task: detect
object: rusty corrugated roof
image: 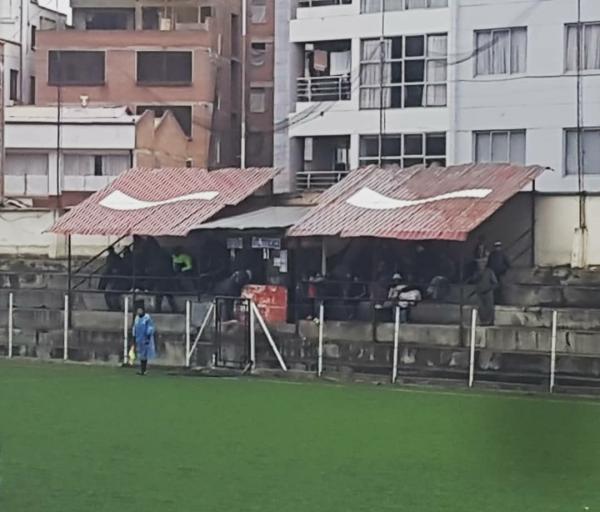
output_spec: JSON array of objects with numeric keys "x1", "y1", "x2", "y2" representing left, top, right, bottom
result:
[
  {"x1": 50, "y1": 167, "x2": 279, "y2": 237},
  {"x1": 288, "y1": 164, "x2": 544, "y2": 241}
]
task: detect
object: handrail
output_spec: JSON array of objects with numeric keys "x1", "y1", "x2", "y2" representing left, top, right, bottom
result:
[
  {"x1": 297, "y1": 169, "x2": 350, "y2": 191},
  {"x1": 298, "y1": 0, "x2": 351, "y2": 7},
  {"x1": 297, "y1": 75, "x2": 351, "y2": 102}
]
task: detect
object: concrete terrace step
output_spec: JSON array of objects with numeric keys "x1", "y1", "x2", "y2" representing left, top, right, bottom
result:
[{"x1": 410, "y1": 302, "x2": 600, "y2": 330}]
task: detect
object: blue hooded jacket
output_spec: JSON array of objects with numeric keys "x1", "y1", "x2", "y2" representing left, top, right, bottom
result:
[{"x1": 132, "y1": 313, "x2": 156, "y2": 360}]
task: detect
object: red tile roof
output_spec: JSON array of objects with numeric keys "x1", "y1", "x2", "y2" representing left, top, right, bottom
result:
[
  {"x1": 50, "y1": 167, "x2": 279, "y2": 237},
  {"x1": 288, "y1": 164, "x2": 544, "y2": 242}
]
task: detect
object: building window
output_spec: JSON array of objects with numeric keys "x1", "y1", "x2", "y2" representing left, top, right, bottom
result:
[
  {"x1": 565, "y1": 23, "x2": 600, "y2": 71},
  {"x1": 137, "y1": 51, "x2": 192, "y2": 85},
  {"x1": 48, "y1": 51, "x2": 105, "y2": 86},
  {"x1": 565, "y1": 129, "x2": 600, "y2": 175},
  {"x1": 360, "y1": 34, "x2": 447, "y2": 109},
  {"x1": 359, "y1": 133, "x2": 446, "y2": 167},
  {"x1": 94, "y1": 155, "x2": 103, "y2": 176},
  {"x1": 175, "y1": 6, "x2": 199, "y2": 23},
  {"x1": 142, "y1": 7, "x2": 160, "y2": 29},
  {"x1": 200, "y1": 6, "x2": 214, "y2": 23},
  {"x1": 362, "y1": 0, "x2": 447, "y2": 13},
  {"x1": 475, "y1": 27, "x2": 527, "y2": 76},
  {"x1": 250, "y1": 42, "x2": 267, "y2": 66},
  {"x1": 250, "y1": 0, "x2": 267, "y2": 23},
  {"x1": 474, "y1": 130, "x2": 526, "y2": 164},
  {"x1": 249, "y1": 88, "x2": 266, "y2": 113},
  {"x1": 136, "y1": 105, "x2": 192, "y2": 137},
  {"x1": 31, "y1": 25, "x2": 37, "y2": 50},
  {"x1": 29, "y1": 76, "x2": 35, "y2": 105},
  {"x1": 10, "y1": 69, "x2": 19, "y2": 101},
  {"x1": 84, "y1": 9, "x2": 131, "y2": 29}
]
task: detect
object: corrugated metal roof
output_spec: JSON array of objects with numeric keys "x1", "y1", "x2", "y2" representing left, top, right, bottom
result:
[
  {"x1": 288, "y1": 164, "x2": 545, "y2": 242},
  {"x1": 194, "y1": 206, "x2": 310, "y2": 230},
  {"x1": 50, "y1": 167, "x2": 279, "y2": 237},
  {"x1": 6, "y1": 106, "x2": 135, "y2": 124}
]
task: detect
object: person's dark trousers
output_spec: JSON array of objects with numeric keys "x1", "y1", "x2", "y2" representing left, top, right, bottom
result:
[
  {"x1": 105, "y1": 291, "x2": 121, "y2": 311},
  {"x1": 140, "y1": 359, "x2": 148, "y2": 375}
]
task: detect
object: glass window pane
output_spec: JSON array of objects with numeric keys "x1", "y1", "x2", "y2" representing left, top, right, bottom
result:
[
  {"x1": 403, "y1": 158, "x2": 424, "y2": 167},
  {"x1": 405, "y1": 36, "x2": 425, "y2": 57},
  {"x1": 427, "y1": 34, "x2": 447, "y2": 57},
  {"x1": 382, "y1": 136, "x2": 402, "y2": 156},
  {"x1": 475, "y1": 132, "x2": 491, "y2": 162},
  {"x1": 426, "y1": 133, "x2": 446, "y2": 155},
  {"x1": 404, "y1": 134, "x2": 423, "y2": 155},
  {"x1": 491, "y1": 132, "x2": 509, "y2": 161},
  {"x1": 404, "y1": 85, "x2": 424, "y2": 107},
  {"x1": 360, "y1": 136, "x2": 380, "y2": 157},
  {"x1": 405, "y1": 60, "x2": 425, "y2": 82},
  {"x1": 509, "y1": 131, "x2": 526, "y2": 164},
  {"x1": 565, "y1": 130, "x2": 578, "y2": 175},
  {"x1": 583, "y1": 130, "x2": 600, "y2": 173}
]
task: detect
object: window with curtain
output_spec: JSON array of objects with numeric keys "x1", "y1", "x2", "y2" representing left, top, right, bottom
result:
[
  {"x1": 359, "y1": 133, "x2": 446, "y2": 167},
  {"x1": 475, "y1": 27, "x2": 527, "y2": 76},
  {"x1": 361, "y1": 0, "x2": 447, "y2": 13},
  {"x1": 474, "y1": 130, "x2": 526, "y2": 164},
  {"x1": 250, "y1": 0, "x2": 267, "y2": 23},
  {"x1": 360, "y1": 33, "x2": 447, "y2": 109},
  {"x1": 250, "y1": 42, "x2": 268, "y2": 66},
  {"x1": 249, "y1": 88, "x2": 266, "y2": 113},
  {"x1": 565, "y1": 22, "x2": 600, "y2": 71},
  {"x1": 565, "y1": 129, "x2": 600, "y2": 175}
]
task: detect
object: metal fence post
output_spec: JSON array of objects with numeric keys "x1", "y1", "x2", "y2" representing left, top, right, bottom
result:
[
  {"x1": 123, "y1": 295, "x2": 129, "y2": 365},
  {"x1": 185, "y1": 300, "x2": 191, "y2": 368},
  {"x1": 249, "y1": 299, "x2": 256, "y2": 371},
  {"x1": 392, "y1": 305, "x2": 400, "y2": 384},
  {"x1": 317, "y1": 301, "x2": 324, "y2": 377},
  {"x1": 468, "y1": 308, "x2": 478, "y2": 388},
  {"x1": 63, "y1": 294, "x2": 69, "y2": 361},
  {"x1": 550, "y1": 310, "x2": 558, "y2": 393},
  {"x1": 8, "y1": 292, "x2": 14, "y2": 358}
]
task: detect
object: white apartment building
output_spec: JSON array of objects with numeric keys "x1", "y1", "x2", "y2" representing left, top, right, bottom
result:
[
  {"x1": 274, "y1": 0, "x2": 600, "y2": 266},
  {"x1": 0, "y1": 0, "x2": 66, "y2": 105}
]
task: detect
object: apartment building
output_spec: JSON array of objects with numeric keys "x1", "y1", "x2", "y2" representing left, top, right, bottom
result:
[
  {"x1": 0, "y1": 0, "x2": 67, "y2": 105},
  {"x1": 245, "y1": 0, "x2": 275, "y2": 167},
  {"x1": 35, "y1": 0, "x2": 242, "y2": 169},
  {"x1": 274, "y1": 0, "x2": 600, "y2": 266}
]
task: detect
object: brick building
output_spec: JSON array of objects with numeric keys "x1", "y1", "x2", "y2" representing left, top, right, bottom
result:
[{"x1": 35, "y1": 0, "x2": 242, "y2": 169}]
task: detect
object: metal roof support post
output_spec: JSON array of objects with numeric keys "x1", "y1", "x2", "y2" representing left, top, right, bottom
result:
[
  {"x1": 67, "y1": 235, "x2": 72, "y2": 329},
  {"x1": 321, "y1": 238, "x2": 327, "y2": 276}
]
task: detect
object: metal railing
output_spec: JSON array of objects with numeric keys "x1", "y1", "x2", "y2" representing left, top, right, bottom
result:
[
  {"x1": 297, "y1": 169, "x2": 351, "y2": 191},
  {"x1": 297, "y1": 75, "x2": 351, "y2": 102},
  {"x1": 298, "y1": 0, "x2": 352, "y2": 7}
]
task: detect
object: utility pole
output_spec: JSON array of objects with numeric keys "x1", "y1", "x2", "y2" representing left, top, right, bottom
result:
[{"x1": 240, "y1": 0, "x2": 248, "y2": 168}]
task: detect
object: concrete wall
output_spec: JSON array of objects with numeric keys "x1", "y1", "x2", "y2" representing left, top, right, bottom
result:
[
  {"x1": 0, "y1": 210, "x2": 117, "y2": 257},
  {"x1": 535, "y1": 194, "x2": 600, "y2": 267}
]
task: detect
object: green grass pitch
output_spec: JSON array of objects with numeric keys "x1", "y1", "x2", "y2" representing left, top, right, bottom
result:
[{"x1": 1, "y1": 360, "x2": 599, "y2": 512}]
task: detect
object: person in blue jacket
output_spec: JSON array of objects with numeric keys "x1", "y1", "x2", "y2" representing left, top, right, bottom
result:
[{"x1": 132, "y1": 304, "x2": 156, "y2": 375}]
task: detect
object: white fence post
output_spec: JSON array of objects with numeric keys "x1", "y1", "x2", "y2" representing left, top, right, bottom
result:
[
  {"x1": 317, "y1": 302, "x2": 324, "y2": 377},
  {"x1": 63, "y1": 294, "x2": 69, "y2": 361},
  {"x1": 392, "y1": 305, "x2": 400, "y2": 384},
  {"x1": 468, "y1": 308, "x2": 478, "y2": 388},
  {"x1": 550, "y1": 310, "x2": 558, "y2": 393},
  {"x1": 250, "y1": 302, "x2": 288, "y2": 372},
  {"x1": 8, "y1": 292, "x2": 14, "y2": 358},
  {"x1": 249, "y1": 299, "x2": 256, "y2": 371},
  {"x1": 123, "y1": 296, "x2": 129, "y2": 365},
  {"x1": 185, "y1": 300, "x2": 191, "y2": 368}
]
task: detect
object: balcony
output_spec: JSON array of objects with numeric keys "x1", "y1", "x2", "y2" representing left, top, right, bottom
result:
[
  {"x1": 297, "y1": 169, "x2": 350, "y2": 191},
  {"x1": 297, "y1": 75, "x2": 351, "y2": 102},
  {"x1": 298, "y1": 0, "x2": 352, "y2": 6}
]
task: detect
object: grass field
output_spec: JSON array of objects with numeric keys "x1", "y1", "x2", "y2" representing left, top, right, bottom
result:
[{"x1": 1, "y1": 361, "x2": 599, "y2": 512}]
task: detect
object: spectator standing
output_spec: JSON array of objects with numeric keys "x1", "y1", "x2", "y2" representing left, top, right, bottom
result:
[{"x1": 132, "y1": 304, "x2": 156, "y2": 376}]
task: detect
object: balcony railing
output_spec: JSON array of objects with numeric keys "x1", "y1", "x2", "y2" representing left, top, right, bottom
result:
[
  {"x1": 297, "y1": 169, "x2": 350, "y2": 192},
  {"x1": 298, "y1": 0, "x2": 352, "y2": 7},
  {"x1": 297, "y1": 75, "x2": 351, "y2": 102}
]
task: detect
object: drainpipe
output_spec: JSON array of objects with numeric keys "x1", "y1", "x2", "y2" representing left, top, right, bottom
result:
[
  {"x1": 448, "y1": 0, "x2": 459, "y2": 164},
  {"x1": 240, "y1": 0, "x2": 247, "y2": 168},
  {"x1": 0, "y1": 44, "x2": 5, "y2": 204},
  {"x1": 19, "y1": 0, "x2": 24, "y2": 104}
]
